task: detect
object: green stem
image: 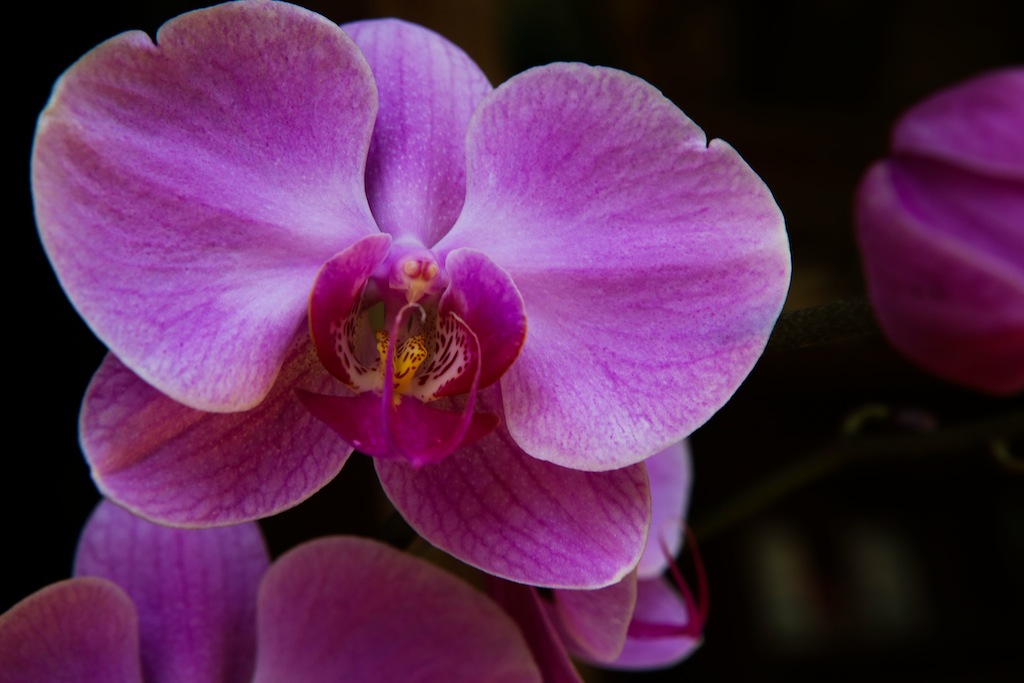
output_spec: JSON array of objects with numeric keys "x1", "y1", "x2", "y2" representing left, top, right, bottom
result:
[
  {"x1": 764, "y1": 297, "x2": 881, "y2": 354},
  {"x1": 693, "y1": 409, "x2": 1024, "y2": 541}
]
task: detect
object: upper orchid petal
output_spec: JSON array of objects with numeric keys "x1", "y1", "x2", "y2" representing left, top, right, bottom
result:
[
  {"x1": 375, "y1": 388, "x2": 651, "y2": 589},
  {"x1": 32, "y1": 0, "x2": 380, "y2": 411},
  {"x1": 437, "y1": 63, "x2": 790, "y2": 470},
  {"x1": 250, "y1": 536, "x2": 542, "y2": 683},
  {"x1": 81, "y1": 333, "x2": 352, "y2": 527},
  {"x1": 0, "y1": 578, "x2": 145, "y2": 683},
  {"x1": 343, "y1": 18, "x2": 493, "y2": 246},
  {"x1": 638, "y1": 442, "x2": 692, "y2": 578},
  {"x1": 891, "y1": 67, "x2": 1024, "y2": 179},
  {"x1": 611, "y1": 576, "x2": 701, "y2": 670},
  {"x1": 73, "y1": 500, "x2": 268, "y2": 683},
  {"x1": 550, "y1": 571, "x2": 638, "y2": 663}
]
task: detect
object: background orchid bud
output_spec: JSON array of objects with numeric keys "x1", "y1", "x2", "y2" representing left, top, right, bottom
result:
[{"x1": 854, "y1": 68, "x2": 1024, "y2": 395}]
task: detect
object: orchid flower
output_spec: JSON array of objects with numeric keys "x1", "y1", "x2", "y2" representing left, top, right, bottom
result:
[
  {"x1": 32, "y1": 1, "x2": 790, "y2": 588},
  {"x1": 0, "y1": 500, "x2": 542, "y2": 682},
  {"x1": 488, "y1": 443, "x2": 705, "y2": 680},
  {"x1": 855, "y1": 67, "x2": 1024, "y2": 395}
]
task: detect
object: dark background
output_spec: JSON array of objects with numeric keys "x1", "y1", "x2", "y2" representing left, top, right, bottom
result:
[{"x1": 9, "y1": 1, "x2": 1023, "y2": 681}]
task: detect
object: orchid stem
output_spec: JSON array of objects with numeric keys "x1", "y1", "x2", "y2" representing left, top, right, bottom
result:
[
  {"x1": 693, "y1": 409, "x2": 1024, "y2": 542},
  {"x1": 764, "y1": 297, "x2": 880, "y2": 354}
]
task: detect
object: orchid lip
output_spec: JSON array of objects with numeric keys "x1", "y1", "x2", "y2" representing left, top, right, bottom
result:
[
  {"x1": 381, "y1": 302, "x2": 485, "y2": 465},
  {"x1": 305, "y1": 240, "x2": 526, "y2": 465}
]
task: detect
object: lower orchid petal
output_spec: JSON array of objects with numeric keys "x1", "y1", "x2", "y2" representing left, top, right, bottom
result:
[
  {"x1": 0, "y1": 578, "x2": 144, "y2": 683},
  {"x1": 550, "y1": 571, "x2": 638, "y2": 663},
  {"x1": 297, "y1": 391, "x2": 497, "y2": 466},
  {"x1": 375, "y1": 389, "x2": 651, "y2": 588},
  {"x1": 486, "y1": 579, "x2": 585, "y2": 683},
  {"x1": 612, "y1": 577, "x2": 701, "y2": 670},
  {"x1": 437, "y1": 63, "x2": 790, "y2": 470},
  {"x1": 81, "y1": 333, "x2": 353, "y2": 527},
  {"x1": 74, "y1": 501, "x2": 268, "y2": 683},
  {"x1": 639, "y1": 442, "x2": 692, "y2": 578},
  {"x1": 251, "y1": 537, "x2": 541, "y2": 683}
]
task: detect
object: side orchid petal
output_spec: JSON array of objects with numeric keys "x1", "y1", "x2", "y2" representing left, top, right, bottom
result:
[
  {"x1": 638, "y1": 442, "x2": 692, "y2": 578},
  {"x1": 251, "y1": 537, "x2": 541, "y2": 683},
  {"x1": 438, "y1": 64, "x2": 790, "y2": 470},
  {"x1": 343, "y1": 18, "x2": 493, "y2": 246},
  {"x1": 33, "y1": 0, "x2": 380, "y2": 411},
  {"x1": 81, "y1": 335, "x2": 353, "y2": 527},
  {"x1": 612, "y1": 577, "x2": 701, "y2": 670},
  {"x1": 74, "y1": 501, "x2": 269, "y2": 683},
  {"x1": 309, "y1": 234, "x2": 392, "y2": 388},
  {"x1": 0, "y1": 578, "x2": 145, "y2": 683},
  {"x1": 550, "y1": 571, "x2": 638, "y2": 663},
  {"x1": 426, "y1": 248, "x2": 527, "y2": 398},
  {"x1": 376, "y1": 389, "x2": 651, "y2": 589},
  {"x1": 486, "y1": 579, "x2": 585, "y2": 683}
]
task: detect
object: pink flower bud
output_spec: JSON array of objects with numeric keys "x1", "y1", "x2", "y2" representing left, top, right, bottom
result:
[{"x1": 855, "y1": 68, "x2": 1024, "y2": 394}]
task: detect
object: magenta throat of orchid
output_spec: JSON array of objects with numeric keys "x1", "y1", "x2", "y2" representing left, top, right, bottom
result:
[{"x1": 299, "y1": 235, "x2": 528, "y2": 468}]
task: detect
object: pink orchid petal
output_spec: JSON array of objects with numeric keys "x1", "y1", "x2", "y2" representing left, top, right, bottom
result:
[
  {"x1": 885, "y1": 156, "x2": 1024, "y2": 277},
  {"x1": 611, "y1": 577, "x2": 701, "y2": 670},
  {"x1": 376, "y1": 389, "x2": 651, "y2": 588},
  {"x1": 73, "y1": 501, "x2": 268, "y2": 683},
  {"x1": 429, "y1": 248, "x2": 527, "y2": 398},
  {"x1": 251, "y1": 537, "x2": 541, "y2": 683},
  {"x1": 308, "y1": 234, "x2": 392, "y2": 387},
  {"x1": 33, "y1": 1, "x2": 380, "y2": 411},
  {"x1": 437, "y1": 63, "x2": 790, "y2": 470},
  {"x1": 856, "y1": 160, "x2": 1024, "y2": 394},
  {"x1": 297, "y1": 391, "x2": 498, "y2": 465},
  {"x1": 81, "y1": 335, "x2": 353, "y2": 527},
  {"x1": 551, "y1": 571, "x2": 638, "y2": 663},
  {"x1": 638, "y1": 442, "x2": 692, "y2": 578},
  {"x1": 892, "y1": 68, "x2": 1024, "y2": 179},
  {"x1": 486, "y1": 579, "x2": 585, "y2": 683},
  {"x1": 0, "y1": 578, "x2": 144, "y2": 683},
  {"x1": 343, "y1": 19, "x2": 493, "y2": 246}
]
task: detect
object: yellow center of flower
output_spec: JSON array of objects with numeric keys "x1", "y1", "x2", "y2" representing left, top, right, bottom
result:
[{"x1": 375, "y1": 330, "x2": 428, "y2": 400}]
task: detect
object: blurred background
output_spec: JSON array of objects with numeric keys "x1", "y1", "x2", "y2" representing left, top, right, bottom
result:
[{"x1": 10, "y1": 1, "x2": 1022, "y2": 680}]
